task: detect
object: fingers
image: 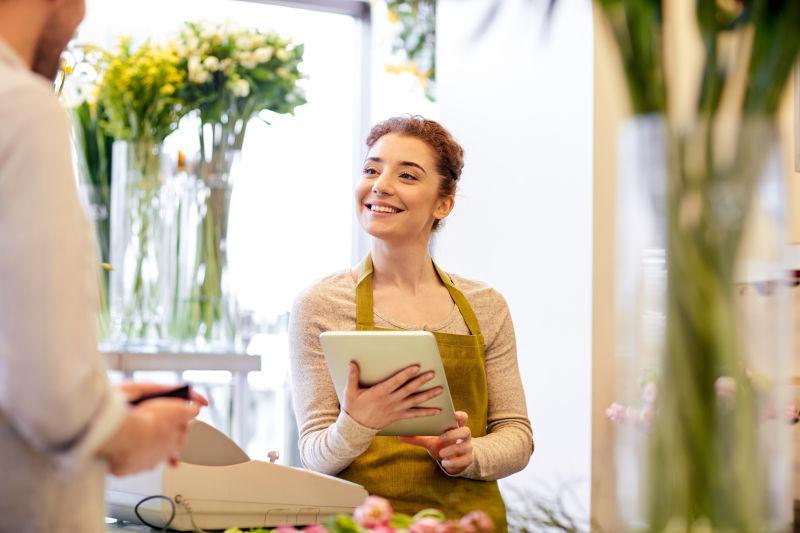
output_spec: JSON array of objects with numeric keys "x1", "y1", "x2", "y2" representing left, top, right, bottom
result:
[
  {"x1": 141, "y1": 398, "x2": 200, "y2": 423},
  {"x1": 455, "y1": 411, "x2": 468, "y2": 427},
  {"x1": 392, "y1": 371, "x2": 435, "y2": 399},
  {"x1": 398, "y1": 406, "x2": 441, "y2": 420},
  {"x1": 439, "y1": 440, "x2": 471, "y2": 460},
  {"x1": 439, "y1": 425, "x2": 471, "y2": 444},
  {"x1": 377, "y1": 364, "x2": 421, "y2": 394},
  {"x1": 398, "y1": 435, "x2": 436, "y2": 447},
  {"x1": 441, "y1": 453, "x2": 472, "y2": 473},
  {"x1": 346, "y1": 362, "x2": 361, "y2": 393},
  {"x1": 189, "y1": 388, "x2": 209, "y2": 406},
  {"x1": 400, "y1": 386, "x2": 443, "y2": 410}
]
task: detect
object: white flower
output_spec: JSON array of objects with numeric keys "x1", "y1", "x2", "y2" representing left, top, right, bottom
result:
[
  {"x1": 237, "y1": 51, "x2": 257, "y2": 69},
  {"x1": 235, "y1": 33, "x2": 255, "y2": 51},
  {"x1": 189, "y1": 58, "x2": 211, "y2": 83},
  {"x1": 220, "y1": 58, "x2": 234, "y2": 73},
  {"x1": 254, "y1": 47, "x2": 274, "y2": 63},
  {"x1": 275, "y1": 48, "x2": 290, "y2": 62},
  {"x1": 230, "y1": 79, "x2": 250, "y2": 98},
  {"x1": 203, "y1": 56, "x2": 220, "y2": 71},
  {"x1": 185, "y1": 35, "x2": 200, "y2": 51}
]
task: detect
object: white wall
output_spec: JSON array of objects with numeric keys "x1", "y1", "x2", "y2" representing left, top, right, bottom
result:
[{"x1": 435, "y1": 0, "x2": 594, "y2": 520}]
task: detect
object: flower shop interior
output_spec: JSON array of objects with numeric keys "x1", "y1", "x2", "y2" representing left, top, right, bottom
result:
[{"x1": 4, "y1": 0, "x2": 800, "y2": 531}]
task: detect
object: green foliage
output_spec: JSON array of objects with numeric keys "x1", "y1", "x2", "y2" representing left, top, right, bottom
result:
[{"x1": 385, "y1": 0, "x2": 436, "y2": 100}]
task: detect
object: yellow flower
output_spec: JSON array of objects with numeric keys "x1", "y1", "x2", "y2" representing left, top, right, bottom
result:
[{"x1": 160, "y1": 84, "x2": 176, "y2": 96}]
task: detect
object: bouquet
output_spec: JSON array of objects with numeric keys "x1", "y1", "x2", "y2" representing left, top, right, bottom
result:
[
  {"x1": 97, "y1": 38, "x2": 187, "y2": 343},
  {"x1": 170, "y1": 21, "x2": 305, "y2": 348}
]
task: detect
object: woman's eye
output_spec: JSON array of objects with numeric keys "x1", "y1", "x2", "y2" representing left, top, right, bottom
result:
[
  {"x1": 400, "y1": 173, "x2": 418, "y2": 181},
  {"x1": 363, "y1": 167, "x2": 378, "y2": 175}
]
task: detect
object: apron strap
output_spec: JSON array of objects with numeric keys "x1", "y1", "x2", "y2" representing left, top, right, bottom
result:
[
  {"x1": 355, "y1": 254, "x2": 375, "y2": 327},
  {"x1": 432, "y1": 262, "x2": 483, "y2": 337},
  {"x1": 355, "y1": 253, "x2": 483, "y2": 336}
]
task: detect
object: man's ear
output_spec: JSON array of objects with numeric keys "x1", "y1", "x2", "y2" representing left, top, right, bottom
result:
[{"x1": 434, "y1": 195, "x2": 455, "y2": 221}]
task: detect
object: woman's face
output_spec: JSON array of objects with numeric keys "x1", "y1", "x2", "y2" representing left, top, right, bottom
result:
[{"x1": 355, "y1": 134, "x2": 454, "y2": 244}]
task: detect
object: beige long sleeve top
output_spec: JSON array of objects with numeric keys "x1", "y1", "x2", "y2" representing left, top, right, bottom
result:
[
  {"x1": 289, "y1": 268, "x2": 534, "y2": 481},
  {"x1": 0, "y1": 38, "x2": 127, "y2": 533}
]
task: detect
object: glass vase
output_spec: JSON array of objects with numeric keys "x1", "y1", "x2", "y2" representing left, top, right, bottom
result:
[
  {"x1": 611, "y1": 115, "x2": 793, "y2": 531},
  {"x1": 171, "y1": 148, "x2": 241, "y2": 352},
  {"x1": 108, "y1": 139, "x2": 171, "y2": 350}
]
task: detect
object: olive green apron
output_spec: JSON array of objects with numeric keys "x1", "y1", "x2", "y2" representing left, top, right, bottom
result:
[{"x1": 338, "y1": 254, "x2": 508, "y2": 531}]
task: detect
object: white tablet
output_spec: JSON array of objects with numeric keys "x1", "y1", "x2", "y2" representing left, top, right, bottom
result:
[{"x1": 320, "y1": 330, "x2": 458, "y2": 436}]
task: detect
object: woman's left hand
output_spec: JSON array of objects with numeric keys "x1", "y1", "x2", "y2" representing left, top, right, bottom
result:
[{"x1": 399, "y1": 411, "x2": 473, "y2": 475}]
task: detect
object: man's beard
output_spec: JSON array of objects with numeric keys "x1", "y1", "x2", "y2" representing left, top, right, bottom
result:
[
  {"x1": 31, "y1": 13, "x2": 71, "y2": 82},
  {"x1": 31, "y1": 35, "x2": 64, "y2": 82}
]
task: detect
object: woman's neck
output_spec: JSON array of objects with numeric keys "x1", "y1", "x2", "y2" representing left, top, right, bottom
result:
[{"x1": 370, "y1": 240, "x2": 439, "y2": 295}]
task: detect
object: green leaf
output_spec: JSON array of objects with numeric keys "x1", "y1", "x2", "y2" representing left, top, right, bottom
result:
[
  {"x1": 325, "y1": 514, "x2": 362, "y2": 533},
  {"x1": 390, "y1": 513, "x2": 414, "y2": 529}
]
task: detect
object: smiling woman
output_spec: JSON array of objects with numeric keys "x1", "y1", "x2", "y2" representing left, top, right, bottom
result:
[{"x1": 289, "y1": 115, "x2": 534, "y2": 532}]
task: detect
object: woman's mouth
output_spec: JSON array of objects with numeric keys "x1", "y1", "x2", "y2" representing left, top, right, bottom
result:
[{"x1": 366, "y1": 203, "x2": 403, "y2": 214}]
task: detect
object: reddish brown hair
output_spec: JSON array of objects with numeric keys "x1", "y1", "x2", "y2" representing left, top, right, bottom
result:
[{"x1": 366, "y1": 115, "x2": 464, "y2": 230}]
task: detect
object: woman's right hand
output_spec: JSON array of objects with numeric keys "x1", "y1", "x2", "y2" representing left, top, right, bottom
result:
[
  {"x1": 98, "y1": 398, "x2": 201, "y2": 476},
  {"x1": 342, "y1": 362, "x2": 443, "y2": 430}
]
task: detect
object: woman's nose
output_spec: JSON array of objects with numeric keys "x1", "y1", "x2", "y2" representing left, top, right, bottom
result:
[{"x1": 372, "y1": 172, "x2": 394, "y2": 195}]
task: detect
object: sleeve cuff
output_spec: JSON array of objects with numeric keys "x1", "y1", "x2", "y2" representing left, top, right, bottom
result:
[
  {"x1": 52, "y1": 388, "x2": 129, "y2": 478},
  {"x1": 444, "y1": 438, "x2": 483, "y2": 479},
  {"x1": 333, "y1": 410, "x2": 380, "y2": 451}
]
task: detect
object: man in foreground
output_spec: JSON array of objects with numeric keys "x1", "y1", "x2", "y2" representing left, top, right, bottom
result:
[{"x1": 0, "y1": 1, "x2": 206, "y2": 531}]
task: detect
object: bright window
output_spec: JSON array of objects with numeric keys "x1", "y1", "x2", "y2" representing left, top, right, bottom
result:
[{"x1": 78, "y1": 0, "x2": 361, "y2": 320}]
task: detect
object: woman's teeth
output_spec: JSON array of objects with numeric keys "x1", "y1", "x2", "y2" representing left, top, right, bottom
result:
[{"x1": 370, "y1": 205, "x2": 399, "y2": 214}]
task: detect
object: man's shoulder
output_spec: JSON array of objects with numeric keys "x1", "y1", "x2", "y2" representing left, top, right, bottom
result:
[{"x1": 0, "y1": 64, "x2": 65, "y2": 121}]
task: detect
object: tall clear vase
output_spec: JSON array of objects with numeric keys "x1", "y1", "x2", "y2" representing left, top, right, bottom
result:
[
  {"x1": 611, "y1": 115, "x2": 793, "y2": 531},
  {"x1": 108, "y1": 139, "x2": 171, "y2": 350},
  {"x1": 172, "y1": 148, "x2": 241, "y2": 352}
]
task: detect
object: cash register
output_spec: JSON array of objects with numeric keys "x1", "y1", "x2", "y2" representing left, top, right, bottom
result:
[{"x1": 106, "y1": 420, "x2": 368, "y2": 531}]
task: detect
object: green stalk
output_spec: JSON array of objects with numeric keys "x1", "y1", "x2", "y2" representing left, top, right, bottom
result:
[
  {"x1": 181, "y1": 111, "x2": 241, "y2": 346},
  {"x1": 125, "y1": 137, "x2": 163, "y2": 341},
  {"x1": 647, "y1": 119, "x2": 773, "y2": 531}
]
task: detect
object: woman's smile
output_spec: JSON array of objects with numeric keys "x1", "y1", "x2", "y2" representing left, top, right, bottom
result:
[{"x1": 364, "y1": 201, "x2": 406, "y2": 216}]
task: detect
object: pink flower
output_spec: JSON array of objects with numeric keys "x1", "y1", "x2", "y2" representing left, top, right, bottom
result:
[
  {"x1": 354, "y1": 496, "x2": 394, "y2": 529},
  {"x1": 304, "y1": 526, "x2": 329, "y2": 533},
  {"x1": 435, "y1": 520, "x2": 466, "y2": 533},
  {"x1": 369, "y1": 527, "x2": 396, "y2": 533},
  {"x1": 410, "y1": 517, "x2": 442, "y2": 533},
  {"x1": 459, "y1": 511, "x2": 494, "y2": 533},
  {"x1": 605, "y1": 402, "x2": 626, "y2": 424}
]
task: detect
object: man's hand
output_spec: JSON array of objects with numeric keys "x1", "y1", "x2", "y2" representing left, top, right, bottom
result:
[
  {"x1": 98, "y1": 383, "x2": 207, "y2": 475},
  {"x1": 399, "y1": 411, "x2": 474, "y2": 475}
]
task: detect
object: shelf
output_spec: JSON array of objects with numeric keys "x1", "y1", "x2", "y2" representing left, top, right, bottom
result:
[{"x1": 103, "y1": 351, "x2": 261, "y2": 374}]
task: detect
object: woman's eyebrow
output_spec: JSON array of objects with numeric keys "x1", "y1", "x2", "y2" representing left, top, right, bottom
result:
[{"x1": 365, "y1": 157, "x2": 428, "y2": 175}]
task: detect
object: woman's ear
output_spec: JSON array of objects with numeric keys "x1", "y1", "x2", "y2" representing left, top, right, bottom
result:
[{"x1": 434, "y1": 195, "x2": 455, "y2": 221}]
